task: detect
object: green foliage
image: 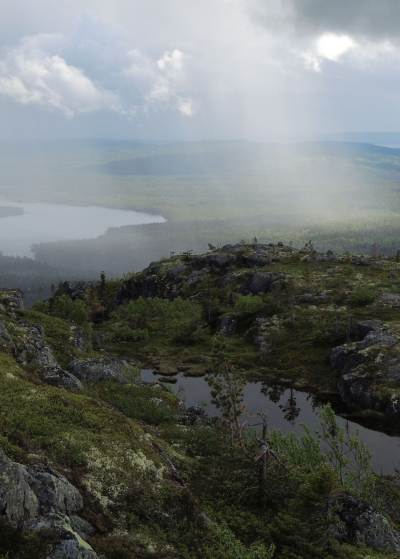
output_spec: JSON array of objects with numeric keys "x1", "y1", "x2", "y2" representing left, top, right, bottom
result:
[
  {"x1": 348, "y1": 286, "x2": 376, "y2": 307},
  {"x1": 87, "y1": 381, "x2": 179, "y2": 425},
  {"x1": 203, "y1": 524, "x2": 275, "y2": 559},
  {"x1": 112, "y1": 297, "x2": 203, "y2": 344},
  {"x1": 0, "y1": 520, "x2": 53, "y2": 559},
  {"x1": 318, "y1": 404, "x2": 377, "y2": 498},
  {"x1": 51, "y1": 294, "x2": 89, "y2": 324},
  {"x1": 270, "y1": 465, "x2": 337, "y2": 559},
  {"x1": 234, "y1": 295, "x2": 265, "y2": 317}
]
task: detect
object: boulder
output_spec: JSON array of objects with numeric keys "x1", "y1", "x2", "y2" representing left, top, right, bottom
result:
[
  {"x1": 330, "y1": 493, "x2": 400, "y2": 553},
  {"x1": 331, "y1": 322, "x2": 400, "y2": 415},
  {"x1": 16, "y1": 325, "x2": 82, "y2": 391},
  {"x1": 69, "y1": 357, "x2": 128, "y2": 384},
  {"x1": 240, "y1": 272, "x2": 286, "y2": 295},
  {"x1": 29, "y1": 468, "x2": 83, "y2": 516},
  {"x1": 378, "y1": 292, "x2": 400, "y2": 307},
  {"x1": 48, "y1": 538, "x2": 98, "y2": 559},
  {"x1": 0, "y1": 449, "x2": 39, "y2": 526},
  {"x1": 0, "y1": 289, "x2": 24, "y2": 314},
  {"x1": 0, "y1": 321, "x2": 15, "y2": 353}
]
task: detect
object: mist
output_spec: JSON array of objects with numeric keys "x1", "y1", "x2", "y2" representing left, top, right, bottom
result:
[{"x1": 1, "y1": 1, "x2": 400, "y2": 289}]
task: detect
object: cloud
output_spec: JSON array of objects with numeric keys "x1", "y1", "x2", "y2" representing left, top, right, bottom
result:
[
  {"x1": 280, "y1": 0, "x2": 400, "y2": 41},
  {"x1": 0, "y1": 29, "x2": 195, "y2": 119},
  {"x1": 157, "y1": 49, "x2": 185, "y2": 72},
  {"x1": 0, "y1": 37, "x2": 119, "y2": 117}
]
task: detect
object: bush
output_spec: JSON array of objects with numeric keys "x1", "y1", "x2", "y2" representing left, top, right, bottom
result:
[
  {"x1": 51, "y1": 294, "x2": 89, "y2": 324},
  {"x1": 234, "y1": 295, "x2": 265, "y2": 317},
  {"x1": 348, "y1": 287, "x2": 375, "y2": 307}
]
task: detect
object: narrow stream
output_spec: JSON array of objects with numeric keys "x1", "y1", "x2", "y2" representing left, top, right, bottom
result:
[{"x1": 141, "y1": 369, "x2": 400, "y2": 475}]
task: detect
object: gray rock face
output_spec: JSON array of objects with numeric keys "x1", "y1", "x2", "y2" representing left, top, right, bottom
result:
[
  {"x1": 240, "y1": 272, "x2": 287, "y2": 295},
  {"x1": 0, "y1": 450, "x2": 96, "y2": 556},
  {"x1": 0, "y1": 450, "x2": 83, "y2": 526},
  {"x1": 0, "y1": 289, "x2": 24, "y2": 314},
  {"x1": 0, "y1": 449, "x2": 39, "y2": 526},
  {"x1": 378, "y1": 292, "x2": 400, "y2": 307},
  {"x1": 41, "y1": 367, "x2": 83, "y2": 392},
  {"x1": 331, "y1": 493, "x2": 400, "y2": 553},
  {"x1": 48, "y1": 539, "x2": 98, "y2": 559},
  {"x1": 29, "y1": 468, "x2": 83, "y2": 516},
  {"x1": 69, "y1": 357, "x2": 128, "y2": 384},
  {"x1": 331, "y1": 321, "x2": 400, "y2": 415},
  {"x1": 16, "y1": 325, "x2": 82, "y2": 392},
  {"x1": 0, "y1": 321, "x2": 15, "y2": 353}
]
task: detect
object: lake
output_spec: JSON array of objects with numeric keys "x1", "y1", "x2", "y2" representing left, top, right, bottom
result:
[
  {"x1": 0, "y1": 201, "x2": 165, "y2": 258},
  {"x1": 141, "y1": 369, "x2": 400, "y2": 475}
]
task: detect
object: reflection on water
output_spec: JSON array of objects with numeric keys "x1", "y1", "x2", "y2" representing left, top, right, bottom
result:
[
  {"x1": 141, "y1": 369, "x2": 400, "y2": 474},
  {"x1": 0, "y1": 200, "x2": 165, "y2": 257}
]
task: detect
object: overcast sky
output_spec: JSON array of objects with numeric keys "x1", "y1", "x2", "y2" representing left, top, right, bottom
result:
[{"x1": 1, "y1": 0, "x2": 400, "y2": 141}]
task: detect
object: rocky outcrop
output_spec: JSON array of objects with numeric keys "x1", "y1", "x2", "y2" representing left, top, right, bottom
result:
[
  {"x1": 378, "y1": 292, "x2": 400, "y2": 307},
  {"x1": 0, "y1": 449, "x2": 39, "y2": 526},
  {"x1": 0, "y1": 449, "x2": 97, "y2": 557},
  {"x1": 331, "y1": 320, "x2": 400, "y2": 415},
  {"x1": 330, "y1": 493, "x2": 400, "y2": 553},
  {"x1": 0, "y1": 289, "x2": 24, "y2": 314},
  {"x1": 16, "y1": 325, "x2": 82, "y2": 391},
  {"x1": 0, "y1": 321, "x2": 15, "y2": 353},
  {"x1": 240, "y1": 272, "x2": 287, "y2": 295},
  {"x1": 69, "y1": 357, "x2": 128, "y2": 384}
]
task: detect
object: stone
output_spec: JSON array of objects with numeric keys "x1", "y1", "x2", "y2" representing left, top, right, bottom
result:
[
  {"x1": 330, "y1": 493, "x2": 400, "y2": 553},
  {"x1": 331, "y1": 323, "x2": 400, "y2": 415},
  {"x1": 48, "y1": 538, "x2": 98, "y2": 559},
  {"x1": 0, "y1": 449, "x2": 39, "y2": 526},
  {"x1": 40, "y1": 367, "x2": 83, "y2": 392},
  {"x1": 378, "y1": 292, "x2": 400, "y2": 307},
  {"x1": 69, "y1": 357, "x2": 128, "y2": 384},
  {"x1": 0, "y1": 320, "x2": 15, "y2": 352},
  {"x1": 29, "y1": 468, "x2": 83, "y2": 516},
  {"x1": 240, "y1": 272, "x2": 286, "y2": 295}
]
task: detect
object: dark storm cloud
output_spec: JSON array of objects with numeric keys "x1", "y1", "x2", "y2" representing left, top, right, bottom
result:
[{"x1": 282, "y1": 0, "x2": 400, "y2": 39}]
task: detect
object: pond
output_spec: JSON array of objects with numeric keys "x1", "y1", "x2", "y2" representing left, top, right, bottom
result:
[
  {"x1": 0, "y1": 200, "x2": 165, "y2": 258},
  {"x1": 141, "y1": 369, "x2": 400, "y2": 475}
]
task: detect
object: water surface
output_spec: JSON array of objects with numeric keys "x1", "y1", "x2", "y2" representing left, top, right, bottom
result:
[
  {"x1": 141, "y1": 369, "x2": 400, "y2": 475},
  {"x1": 0, "y1": 201, "x2": 165, "y2": 257}
]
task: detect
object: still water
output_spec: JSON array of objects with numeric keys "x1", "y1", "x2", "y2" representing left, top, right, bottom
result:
[
  {"x1": 0, "y1": 201, "x2": 165, "y2": 257},
  {"x1": 141, "y1": 369, "x2": 400, "y2": 475}
]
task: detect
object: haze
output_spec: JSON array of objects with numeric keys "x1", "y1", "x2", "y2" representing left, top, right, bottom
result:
[{"x1": 1, "y1": 0, "x2": 400, "y2": 141}]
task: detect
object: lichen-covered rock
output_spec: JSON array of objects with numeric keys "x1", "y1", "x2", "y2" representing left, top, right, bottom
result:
[
  {"x1": 29, "y1": 468, "x2": 83, "y2": 516},
  {"x1": 69, "y1": 357, "x2": 128, "y2": 384},
  {"x1": 41, "y1": 367, "x2": 83, "y2": 391},
  {"x1": 15, "y1": 324, "x2": 82, "y2": 391},
  {"x1": 331, "y1": 321, "x2": 400, "y2": 415},
  {"x1": 0, "y1": 449, "x2": 96, "y2": 556},
  {"x1": 0, "y1": 289, "x2": 24, "y2": 314},
  {"x1": 331, "y1": 493, "x2": 400, "y2": 553},
  {"x1": 240, "y1": 272, "x2": 287, "y2": 295},
  {"x1": 0, "y1": 320, "x2": 15, "y2": 353},
  {"x1": 0, "y1": 449, "x2": 39, "y2": 526},
  {"x1": 31, "y1": 515, "x2": 97, "y2": 559},
  {"x1": 378, "y1": 292, "x2": 400, "y2": 307},
  {"x1": 48, "y1": 538, "x2": 98, "y2": 559}
]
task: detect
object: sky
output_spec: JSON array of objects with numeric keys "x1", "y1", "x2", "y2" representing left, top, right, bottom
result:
[{"x1": 1, "y1": 0, "x2": 400, "y2": 141}]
